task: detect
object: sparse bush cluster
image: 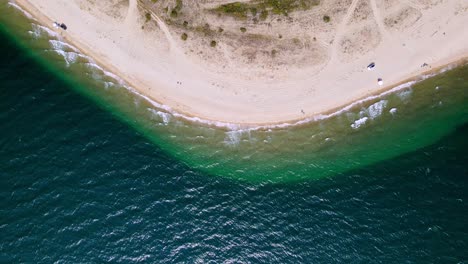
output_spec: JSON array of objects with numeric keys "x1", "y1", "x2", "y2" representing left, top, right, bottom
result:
[
  {"x1": 212, "y1": 0, "x2": 320, "y2": 20},
  {"x1": 271, "y1": 49, "x2": 277, "y2": 57},
  {"x1": 145, "y1": 12, "x2": 151, "y2": 22},
  {"x1": 168, "y1": 0, "x2": 183, "y2": 18}
]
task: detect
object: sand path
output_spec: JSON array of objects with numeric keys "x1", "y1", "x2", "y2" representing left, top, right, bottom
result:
[
  {"x1": 370, "y1": 0, "x2": 391, "y2": 41},
  {"x1": 330, "y1": 0, "x2": 361, "y2": 64}
]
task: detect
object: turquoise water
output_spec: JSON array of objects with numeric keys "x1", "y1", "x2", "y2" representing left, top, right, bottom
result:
[{"x1": 1, "y1": 2, "x2": 468, "y2": 262}]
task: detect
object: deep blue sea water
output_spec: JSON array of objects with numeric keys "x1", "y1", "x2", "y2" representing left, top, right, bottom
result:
[{"x1": 1, "y1": 8, "x2": 468, "y2": 263}]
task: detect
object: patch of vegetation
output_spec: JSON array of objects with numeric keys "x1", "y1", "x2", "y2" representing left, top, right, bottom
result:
[
  {"x1": 271, "y1": 49, "x2": 277, "y2": 57},
  {"x1": 250, "y1": 7, "x2": 258, "y2": 16},
  {"x1": 263, "y1": 0, "x2": 320, "y2": 15},
  {"x1": 323, "y1": 15, "x2": 330, "y2": 22},
  {"x1": 181, "y1": 33, "x2": 188, "y2": 41},
  {"x1": 213, "y1": 2, "x2": 249, "y2": 19},
  {"x1": 145, "y1": 12, "x2": 151, "y2": 22},
  {"x1": 170, "y1": 0, "x2": 183, "y2": 18},
  {"x1": 240, "y1": 27, "x2": 247, "y2": 33},
  {"x1": 210, "y1": 40, "x2": 217, "y2": 47},
  {"x1": 183, "y1": 21, "x2": 188, "y2": 27},
  {"x1": 211, "y1": 0, "x2": 319, "y2": 20},
  {"x1": 175, "y1": 0, "x2": 183, "y2": 10},
  {"x1": 260, "y1": 9, "x2": 269, "y2": 20},
  {"x1": 195, "y1": 23, "x2": 216, "y2": 37}
]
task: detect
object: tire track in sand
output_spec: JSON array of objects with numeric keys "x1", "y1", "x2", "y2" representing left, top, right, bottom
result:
[{"x1": 329, "y1": 0, "x2": 361, "y2": 64}]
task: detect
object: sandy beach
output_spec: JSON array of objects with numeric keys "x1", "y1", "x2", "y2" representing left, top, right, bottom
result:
[{"x1": 12, "y1": 0, "x2": 468, "y2": 125}]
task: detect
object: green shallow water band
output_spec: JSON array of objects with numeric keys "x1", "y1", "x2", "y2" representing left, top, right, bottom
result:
[{"x1": 1, "y1": 2, "x2": 467, "y2": 183}]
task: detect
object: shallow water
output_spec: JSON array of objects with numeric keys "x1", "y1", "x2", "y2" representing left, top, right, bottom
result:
[{"x1": 1, "y1": 3, "x2": 468, "y2": 262}]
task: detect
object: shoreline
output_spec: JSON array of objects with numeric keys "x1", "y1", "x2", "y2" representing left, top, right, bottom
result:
[
  {"x1": 11, "y1": 0, "x2": 468, "y2": 127},
  {"x1": 164, "y1": 59, "x2": 468, "y2": 131}
]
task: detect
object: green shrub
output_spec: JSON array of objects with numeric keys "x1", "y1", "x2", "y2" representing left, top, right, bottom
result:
[
  {"x1": 215, "y1": 2, "x2": 249, "y2": 19},
  {"x1": 210, "y1": 40, "x2": 217, "y2": 47},
  {"x1": 145, "y1": 12, "x2": 151, "y2": 22},
  {"x1": 212, "y1": 0, "x2": 318, "y2": 20},
  {"x1": 181, "y1": 33, "x2": 188, "y2": 41},
  {"x1": 260, "y1": 9, "x2": 268, "y2": 20},
  {"x1": 175, "y1": 0, "x2": 183, "y2": 11},
  {"x1": 240, "y1": 27, "x2": 247, "y2": 33},
  {"x1": 323, "y1": 15, "x2": 330, "y2": 23},
  {"x1": 250, "y1": 7, "x2": 258, "y2": 16}
]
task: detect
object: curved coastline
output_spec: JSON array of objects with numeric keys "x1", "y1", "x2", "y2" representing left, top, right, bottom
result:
[
  {"x1": 11, "y1": 0, "x2": 468, "y2": 127},
  {"x1": 2, "y1": 1, "x2": 468, "y2": 183}
]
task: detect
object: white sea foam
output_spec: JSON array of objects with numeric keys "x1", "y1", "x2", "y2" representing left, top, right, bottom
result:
[
  {"x1": 84, "y1": 62, "x2": 124, "y2": 84},
  {"x1": 28, "y1": 24, "x2": 58, "y2": 38},
  {"x1": 148, "y1": 109, "x2": 171, "y2": 125},
  {"x1": 389, "y1": 108, "x2": 397, "y2": 115},
  {"x1": 39, "y1": 25, "x2": 57, "y2": 37},
  {"x1": 102, "y1": 71, "x2": 123, "y2": 84},
  {"x1": 349, "y1": 100, "x2": 387, "y2": 129},
  {"x1": 104, "y1": 82, "x2": 115, "y2": 89},
  {"x1": 32, "y1": 23, "x2": 57, "y2": 37},
  {"x1": 85, "y1": 62, "x2": 104, "y2": 72},
  {"x1": 84, "y1": 63, "x2": 107, "y2": 81},
  {"x1": 47, "y1": 40, "x2": 86, "y2": 66},
  {"x1": 158, "y1": 111, "x2": 171, "y2": 125},
  {"x1": 52, "y1": 50, "x2": 85, "y2": 65},
  {"x1": 28, "y1": 25, "x2": 42, "y2": 38},
  {"x1": 367, "y1": 100, "x2": 388, "y2": 119},
  {"x1": 8, "y1": 2, "x2": 34, "y2": 20},
  {"x1": 49, "y1": 40, "x2": 79, "y2": 52},
  {"x1": 224, "y1": 130, "x2": 243, "y2": 146},
  {"x1": 351, "y1": 117, "x2": 369, "y2": 129},
  {"x1": 396, "y1": 89, "x2": 412, "y2": 101}
]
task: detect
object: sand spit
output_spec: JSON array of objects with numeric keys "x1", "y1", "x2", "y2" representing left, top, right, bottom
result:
[{"x1": 12, "y1": 0, "x2": 468, "y2": 125}]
